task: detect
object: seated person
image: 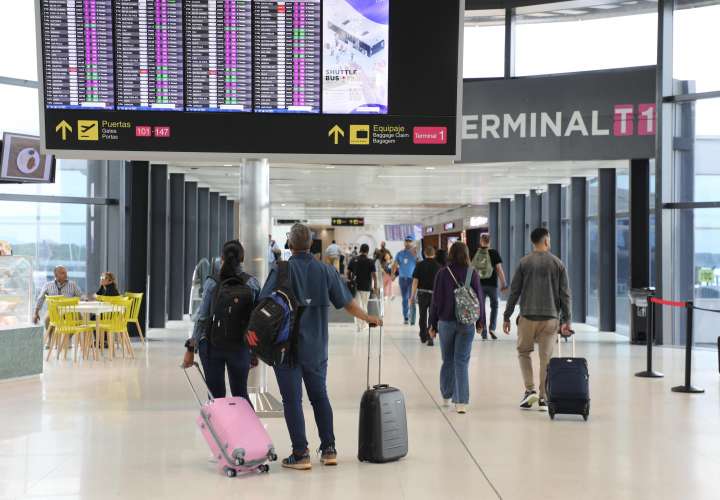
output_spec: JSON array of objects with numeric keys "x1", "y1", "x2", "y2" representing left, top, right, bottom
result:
[{"x1": 95, "y1": 272, "x2": 120, "y2": 298}]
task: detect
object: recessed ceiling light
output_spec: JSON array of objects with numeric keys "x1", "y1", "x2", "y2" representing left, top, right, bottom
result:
[
  {"x1": 326, "y1": 166, "x2": 335, "y2": 169},
  {"x1": 425, "y1": 166, "x2": 436, "y2": 170},
  {"x1": 281, "y1": 203, "x2": 287, "y2": 207},
  {"x1": 223, "y1": 164, "x2": 233, "y2": 167}
]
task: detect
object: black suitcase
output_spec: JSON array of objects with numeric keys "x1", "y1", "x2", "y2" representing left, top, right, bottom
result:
[
  {"x1": 358, "y1": 290, "x2": 408, "y2": 463},
  {"x1": 546, "y1": 332, "x2": 590, "y2": 421}
]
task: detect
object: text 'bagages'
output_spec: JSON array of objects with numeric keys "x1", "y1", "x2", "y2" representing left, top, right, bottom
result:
[
  {"x1": 183, "y1": 363, "x2": 278, "y2": 477},
  {"x1": 358, "y1": 288, "x2": 408, "y2": 463},
  {"x1": 545, "y1": 332, "x2": 590, "y2": 421}
]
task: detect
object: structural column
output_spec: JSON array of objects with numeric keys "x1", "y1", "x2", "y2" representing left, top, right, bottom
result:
[
  {"x1": 512, "y1": 194, "x2": 526, "y2": 275},
  {"x1": 498, "y1": 198, "x2": 511, "y2": 281},
  {"x1": 168, "y1": 173, "x2": 185, "y2": 321},
  {"x1": 226, "y1": 199, "x2": 235, "y2": 241},
  {"x1": 548, "y1": 184, "x2": 562, "y2": 258},
  {"x1": 149, "y1": 164, "x2": 169, "y2": 329},
  {"x1": 197, "y1": 188, "x2": 210, "y2": 264},
  {"x1": 184, "y1": 181, "x2": 198, "y2": 315},
  {"x1": 528, "y1": 189, "x2": 541, "y2": 235},
  {"x1": 598, "y1": 169, "x2": 616, "y2": 332},
  {"x1": 570, "y1": 177, "x2": 587, "y2": 323},
  {"x1": 124, "y1": 161, "x2": 150, "y2": 337},
  {"x1": 489, "y1": 202, "x2": 499, "y2": 251},
  {"x1": 219, "y1": 195, "x2": 227, "y2": 246},
  {"x1": 209, "y1": 192, "x2": 220, "y2": 260}
]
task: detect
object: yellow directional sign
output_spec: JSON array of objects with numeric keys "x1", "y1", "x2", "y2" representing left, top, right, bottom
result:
[
  {"x1": 55, "y1": 120, "x2": 72, "y2": 141},
  {"x1": 328, "y1": 124, "x2": 344, "y2": 145},
  {"x1": 77, "y1": 120, "x2": 99, "y2": 141}
]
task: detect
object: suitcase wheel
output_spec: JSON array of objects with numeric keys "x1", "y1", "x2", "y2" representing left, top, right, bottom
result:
[
  {"x1": 224, "y1": 467, "x2": 237, "y2": 478},
  {"x1": 234, "y1": 458, "x2": 244, "y2": 466},
  {"x1": 268, "y1": 452, "x2": 278, "y2": 462},
  {"x1": 258, "y1": 464, "x2": 270, "y2": 473}
]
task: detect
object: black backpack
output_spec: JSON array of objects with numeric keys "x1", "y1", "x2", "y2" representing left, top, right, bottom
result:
[
  {"x1": 208, "y1": 273, "x2": 255, "y2": 351},
  {"x1": 246, "y1": 262, "x2": 303, "y2": 366}
]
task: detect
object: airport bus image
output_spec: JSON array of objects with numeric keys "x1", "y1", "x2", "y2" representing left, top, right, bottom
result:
[{"x1": 328, "y1": 16, "x2": 386, "y2": 57}]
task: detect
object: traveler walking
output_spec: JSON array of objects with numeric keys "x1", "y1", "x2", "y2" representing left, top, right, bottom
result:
[
  {"x1": 472, "y1": 233, "x2": 508, "y2": 340},
  {"x1": 429, "y1": 242, "x2": 484, "y2": 414},
  {"x1": 260, "y1": 224, "x2": 382, "y2": 470},
  {"x1": 325, "y1": 240, "x2": 342, "y2": 271},
  {"x1": 33, "y1": 266, "x2": 83, "y2": 327},
  {"x1": 410, "y1": 246, "x2": 441, "y2": 346},
  {"x1": 347, "y1": 244, "x2": 377, "y2": 332},
  {"x1": 503, "y1": 228, "x2": 572, "y2": 411},
  {"x1": 394, "y1": 235, "x2": 419, "y2": 325},
  {"x1": 182, "y1": 240, "x2": 260, "y2": 402}
]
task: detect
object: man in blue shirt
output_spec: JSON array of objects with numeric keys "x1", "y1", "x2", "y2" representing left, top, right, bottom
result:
[
  {"x1": 394, "y1": 235, "x2": 419, "y2": 324},
  {"x1": 260, "y1": 224, "x2": 382, "y2": 471}
]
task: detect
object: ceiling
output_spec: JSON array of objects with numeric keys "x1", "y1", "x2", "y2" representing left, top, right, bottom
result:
[{"x1": 169, "y1": 159, "x2": 627, "y2": 225}]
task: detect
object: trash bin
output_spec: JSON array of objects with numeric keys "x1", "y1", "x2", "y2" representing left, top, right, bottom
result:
[{"x1": 628, "y1": 287, "x2": 655, "y2": 345}]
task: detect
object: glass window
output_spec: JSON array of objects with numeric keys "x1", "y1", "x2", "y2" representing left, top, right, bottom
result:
[
  {"x1": 617, "y1": 169, "x2": 629, "y2": 213},
  {"x1": 0, "y1": 0, "x2": 38, "y2": 81},
  {"x1": 0, "y1": 84, "x2": 39, "y2": 136},
  {"x1": 587, "y1": 177, "x2": 599, "y2": 217},
  {"x1": 693, "y1": 207, "x2": 720, "y2": 344},
  {"x1": 673, "y1": 1, "x2": 720, "y2": 94},
  {"x1": 587, "y1": 216, "x2": 599, "y2": 326},
  {"x1": 0, "y1": 201, "x2": 93, "y2": 297},
  {"x1": 0, "y1": 160, "x2": 105, "y2": 198},
  {"x1": 515, "y1": 1, "x2": 657, "y2": 76},
  {"x1": 463, "y1": 10, "x2": 505, "y2": 78},
  {"x1": 616, "y1": 216, "x2": 630, "y2": 332}
]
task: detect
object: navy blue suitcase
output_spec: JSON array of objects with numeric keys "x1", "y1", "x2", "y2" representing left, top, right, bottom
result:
[{"x1": 546, "y1": 333, "x2": 590, "y2": 421}]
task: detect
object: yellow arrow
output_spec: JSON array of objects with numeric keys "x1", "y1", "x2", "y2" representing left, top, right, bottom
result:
[
  {"x1": 328, "y1": 124, "x2": 345, "y2": 145},
  {"x1": 55, "y1": 120, "x2": 72, "y2": 141}
]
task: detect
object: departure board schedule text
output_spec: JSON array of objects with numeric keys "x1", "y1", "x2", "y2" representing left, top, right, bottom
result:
[
  {"x1": 40, "y1": 0, "x2": 115, "y2": 109},
  {"x1": 253, "y1": 0, "x2": 321, "y2": 114},
  {"x1": 185, "y1": 0, "x2": 252, "y2": 112},
  {"x1": 114, "y1": 0, "x2": 185, "y2": 111}
]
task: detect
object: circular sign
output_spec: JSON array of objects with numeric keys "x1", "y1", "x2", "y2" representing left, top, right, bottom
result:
[{"x1": 16, "y1": 148, "x2": 41, "y2": 174}]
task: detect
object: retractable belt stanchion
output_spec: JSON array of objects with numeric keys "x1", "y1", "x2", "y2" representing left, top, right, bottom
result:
[
  {"x1": 671, "y1": 301, "x2": 705, "y2": 394},
  {"x1": 635, "y1": 293, "x2": 663, "y2": 378}
]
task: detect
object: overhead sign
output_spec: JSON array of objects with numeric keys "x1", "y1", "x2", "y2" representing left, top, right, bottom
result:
[
  {"x1": 469, "y1": 216, "x2": 488, "y2": 227},
  {"x1": 332, "y1": 217, "x2": 365, "y2": 227},
  {"x1": 0, "y1": 133, "x2": 55, "y2": 184},
  {"x1": 36, "y1": 0, "x2": 463, "y2": 163},
  {"x1": 444, "y1": 222, "x2": 456, "y2": 231},
  {"x1": 461, "y1": 66, "x2": 656, "y2": 163}
]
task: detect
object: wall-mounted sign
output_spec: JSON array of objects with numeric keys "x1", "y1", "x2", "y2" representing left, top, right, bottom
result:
[
  {"x1": 37, "y1": 0, "x2": 463, "y2": 163},
  {"x1": 276, "y1": 219, "x2": 308, "y2": 225},
  {"x1": 0, "y1": 133, "x2": 56, "y2": 184},
  {"x1": 332, "y1": 217, "x2": 365, "y2": 227},
  {"x1": 469, "y1": 216, "x2": 488, "y2": 227},
  {"x1": 425, "y1": 226, "x2": 435, "y2": 234},
  {"x1": 461, "y1": 66, "x2": 656, "y2": 162},
  {"x1": 444, "y1": 222, "x2": 456, "y2": 231}
]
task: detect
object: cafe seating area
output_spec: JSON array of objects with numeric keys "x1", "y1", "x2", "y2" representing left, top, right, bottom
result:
[{"x1": 44, "y1": 293, "x2": 145, "y2": 362}]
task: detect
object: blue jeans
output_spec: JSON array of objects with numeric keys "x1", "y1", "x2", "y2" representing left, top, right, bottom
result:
[
  {"x1": 481, "y1": 285, "x2": 499, "y2": 332},
  {"x1": 198, "y1": 340, "x2": 250, "y2": 401},
  {"x1": 399, "y1": 277, "x2": 413, "y2": 321},
  {"x1": 438, "y1": 321, "x2": 475, "y2": 404},
  {"x1": 274, "y1": 361, "x2": 335, "y2": 453}
]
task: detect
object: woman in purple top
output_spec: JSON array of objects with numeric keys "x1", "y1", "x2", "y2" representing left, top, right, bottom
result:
[{"x1": 429, "y1": 242, "x2": 485, "y2": 414}]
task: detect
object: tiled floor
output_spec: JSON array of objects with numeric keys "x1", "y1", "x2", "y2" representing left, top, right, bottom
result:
[{"x1": 1, "y1": 300, "x2": 719, "y2": 500}]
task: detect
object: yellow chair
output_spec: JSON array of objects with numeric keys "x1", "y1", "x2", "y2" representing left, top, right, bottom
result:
[
  {"x1": 47, "y1": 303, "x2": 95, "y2": 362},
  {"x1": 44, "y1": 296, "x2": 80, "y2": 345},
  {"x1": 97, "y1": 297, "x2": 134, "y2": 360},
  {"x1": 124, "y1": 292, "x2": 145, "y2": 345}
]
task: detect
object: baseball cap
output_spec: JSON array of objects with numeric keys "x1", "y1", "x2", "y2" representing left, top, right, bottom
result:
[{"x1": 404, "y1": 234, "x2": 415, "y2": 241}]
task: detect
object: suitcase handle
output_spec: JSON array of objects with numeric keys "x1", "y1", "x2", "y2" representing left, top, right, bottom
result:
[
  {"x1": 373, "y1": 384, "x2": 390, "y2": 390},
  {"x1": 365, "y1": 261, "x2": 386, "y2": 390},
  {"x1": 557, "y1": 330, "x2": 576, "y2": 358},
  {"x1": 182, "y1": 362, "x2": 214, "y2": 408}
]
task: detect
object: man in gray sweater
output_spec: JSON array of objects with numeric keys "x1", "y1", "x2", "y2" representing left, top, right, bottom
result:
[{"x1": 503, "y1": 227, "x2": 572, "y2": 411}]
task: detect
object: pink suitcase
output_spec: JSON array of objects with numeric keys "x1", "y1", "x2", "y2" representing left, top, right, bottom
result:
[{"x1": 184, "y1": 363, "x2": 278, "y2": 477}]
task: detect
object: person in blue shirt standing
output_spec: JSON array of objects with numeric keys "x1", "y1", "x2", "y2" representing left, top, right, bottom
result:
[
  {"x1": 394, "y1": 235, "x2": 419, "y2": 325},
  {"x1": 259, "y1": 224, "x2": 383, "y2": 471}
]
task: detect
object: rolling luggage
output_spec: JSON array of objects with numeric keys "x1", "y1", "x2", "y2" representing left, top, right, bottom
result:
[
  {"x1": 546, "y1": 332, "x2": 590, "y2": 421},
  {"x1": 358, "y1": 294, "x2": 408, "y2": 463},
  {"x1": 183, "y1": 363, "x2": 278, "y2": 477}
]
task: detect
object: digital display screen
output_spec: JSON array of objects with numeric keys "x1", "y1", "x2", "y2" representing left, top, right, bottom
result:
[
  {"x1": 331, "y1": 217, "x2": 364, "y2": 227},
  {"x1": 38, "y1": 0, "x2": 463, "y2": 161}
]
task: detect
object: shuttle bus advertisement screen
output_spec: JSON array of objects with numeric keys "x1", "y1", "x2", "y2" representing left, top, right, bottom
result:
[
  {"x1": 37, "y1": 0, "x2": 462, "y2": 160},
  {"x1": 322, "y1": 0, "x2": 389, "y2": 114}
]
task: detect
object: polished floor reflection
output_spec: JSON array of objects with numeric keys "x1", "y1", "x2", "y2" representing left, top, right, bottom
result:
[{"x1": 1, "y1": 300, "x2": 719, "y2": 500}]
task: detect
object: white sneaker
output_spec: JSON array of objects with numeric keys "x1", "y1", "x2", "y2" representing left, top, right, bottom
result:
[
  {"x1": 455, "y1": 404, "x2": 467, "y2": 414},
  {"x1": 442, "y1": 398, "x2": 452, "y2": 407}
]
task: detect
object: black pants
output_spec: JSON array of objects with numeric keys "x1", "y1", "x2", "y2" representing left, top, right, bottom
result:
[
  {"x1": 198, "y1": 340, "x2": 251, "y2": 401},
  {"x1": 417, "y1": 292, "x2": 433, "y2": 342}
]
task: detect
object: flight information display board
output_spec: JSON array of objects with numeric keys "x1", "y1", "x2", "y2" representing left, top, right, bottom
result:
[{"x1": 37, "y1": 0, "x2": 463, "y2": 162}]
